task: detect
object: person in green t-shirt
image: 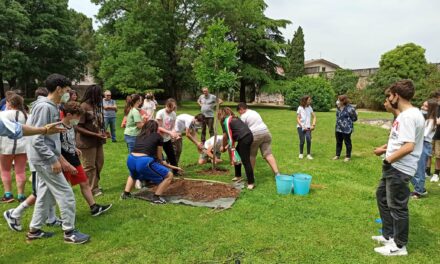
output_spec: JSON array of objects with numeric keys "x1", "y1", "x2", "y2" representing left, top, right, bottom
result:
[{"x1": 124, "y1": 94, "x2": 144, "y2": 153}]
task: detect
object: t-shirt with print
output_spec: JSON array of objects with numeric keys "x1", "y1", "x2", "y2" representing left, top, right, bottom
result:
[
  {"x1": 198, "y1": 94, "x2": 217, "y2": 118},
  {"x1": 156, "y1": 108, "x2": 176, "y2": 142},
  {"x1": 60, "y1": 123, "x2": 81, "y2": 167},
  {"x1": 385, "y1": 107, "x2": 425, "y2": 176},
  {"x1": 132, "y1": 132, "x2": 163, "y2": 158},
  {"x1": 297, "y1": 106, "x2": 313, "y2": 128},
  {"x1": 240, "y1": 109, "x2": 268, "y2": 136},
  {"x1": 124, "y1": 108, "x2": 142, "y2": 136},
  {"x1": 174, "y1": 114, "x2": 194, "y2": 134},
  {"x1": 103, "y1": 99, "x2": 117, "y2": 118}
]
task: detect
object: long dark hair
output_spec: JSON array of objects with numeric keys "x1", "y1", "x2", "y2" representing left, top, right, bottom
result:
[
  {"x1": 300, "y1": 95, "x2": 311, "y2": 107},
  {"x1": 426, "y1": 98, "x2": 437, "y2": 130},
  {"x1": 81, "y1": 85, "x2": 103, "y2": 107},
  {"x1": 138, "y1": 120, "x2": 159, "y2": 137},
  {"x1": 217, "y1": 107, "x2": 235, "y2": 122},
  {"x1": 8, "y1": 94, "x2": 28, "y2": 120}
]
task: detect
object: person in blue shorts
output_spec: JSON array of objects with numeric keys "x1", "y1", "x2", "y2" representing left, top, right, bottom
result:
[{"x1": 120, "y1": 120, "x2": 183, "y2": 203}]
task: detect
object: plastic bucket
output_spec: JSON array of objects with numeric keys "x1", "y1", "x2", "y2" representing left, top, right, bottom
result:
[
  {"x1": 275, "y1": 175, "x2": 293, "y2": 195},
  {"x1": 292, "y1": 173, "x2": 312, "y2": 195}
]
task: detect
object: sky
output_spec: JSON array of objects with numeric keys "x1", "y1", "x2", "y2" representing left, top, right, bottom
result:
[{"x1": 69, "y1": 0, "x2": 440, "y2": 69}]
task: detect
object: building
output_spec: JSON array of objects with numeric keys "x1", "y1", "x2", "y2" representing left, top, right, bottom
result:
[{"x1": 304, "y1": 59, "x2": 341, "y2": 76}]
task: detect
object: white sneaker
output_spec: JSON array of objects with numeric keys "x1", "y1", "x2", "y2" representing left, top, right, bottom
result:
[
  {"x1": 374, "y1": 243, "x2": 408, "y2": 256},
  {"x1": 307, "y1": 154, "x2": 313, "y2": 160},
  {"x1": 371, "y1": 235, "x2": 394, "y2": 245},
  {"x1": 298, "y1": 154, "x2": 304, "y2": 159},
  {"x1": 135, "y1": 180, "x2": 142, "y2": 189},
  {"x1": 430, "y1": 174, "x2": 439, "y2": 182},
  {"x1": 3, "y1": 209, "x2": 22, "y2": 232}
]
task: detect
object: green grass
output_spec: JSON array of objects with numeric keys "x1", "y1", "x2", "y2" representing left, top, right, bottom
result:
[{"x1": 1, "y1": 102, "x2": 439, "y2": 263}]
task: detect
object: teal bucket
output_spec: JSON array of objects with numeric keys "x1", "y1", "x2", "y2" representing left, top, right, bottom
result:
[
  {"x1": 292, "y1": 173, "x2": 312, "y2": 195},
  {"x1": 275, "y1": 175, "x2": 293, "y2": 195}
]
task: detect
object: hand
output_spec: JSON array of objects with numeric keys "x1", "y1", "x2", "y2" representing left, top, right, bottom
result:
[
  {"x1": 197, "y1": 142, "x2": 204, "y2": 150},
  {"x1": 97, "y1": 132, "x2": 107, "y2": 139},
  {"x1": 76, "y1": 148, "x2": 82, "y2": 157},
  {"x1": 51, "y1": 161, "x2": 62, "y2": 174},
  {"x1": 311, "y1": 125, "x2": 316, "y2": 131},
  {"x1": 374, "y1": 147, "x2": 386, "y2": 156},
  {"x1": 45, "y1": 122, "x2": 66, "y2": 134},
  {"x1": 175, "y1": 167, "x2": 184, "y2": 173}
]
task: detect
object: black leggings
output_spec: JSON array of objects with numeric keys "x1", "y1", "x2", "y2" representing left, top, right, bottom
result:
[
  {"x1": 297, "y1": 127, "x2": 311, "y2": 155},
  {"x1": 163, "y1": 140, "x2": 178, "y2": 174},
  {"x1": 335, "y1": 132, "x2": 352, "y2": 158},
  {"x1": 234, "y1": 133, "x2": 255, "y2": 184}
]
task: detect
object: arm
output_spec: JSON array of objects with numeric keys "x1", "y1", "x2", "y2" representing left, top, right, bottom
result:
[
  {"x1": 59, "y1": 155, "x2": 78, "y2": 175},
  {"x1": 75, "y1": 125, "x2": 105, "y2": 139},
  {"x1": 311, "y1": 112, "x2": 317, "y2": 130},
  {"x1": 384, "y1": 142, "x2": 414, "y2": 163},
  {"x1": 218, "y1": 98, "x2": 224, "y2": 105},
  {"x1": 197, "y1": 96, "x2": 202, "y2": 107},
  {"x1": 374, "y1": 144, "x2": 387, "y2": 156},
  {"x1": 157, "y1": 118, "x2": 177, "y2": 138},
  {"x1": 186, "y1": 127, "x2": 203, "y2": 150},
  {"x1": 296, "y1": 114, "x2": 303, "y2": 128},
  {"x1": 221, "y1": 132, "x2": 228, "y2": 149}
]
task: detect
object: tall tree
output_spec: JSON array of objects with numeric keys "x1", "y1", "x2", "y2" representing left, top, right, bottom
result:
[{"x1": 286, "y1": 26, "x2": 305, "y2": 79}]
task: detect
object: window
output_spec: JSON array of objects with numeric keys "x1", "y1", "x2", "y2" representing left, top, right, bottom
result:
[{"x1": 322, "y1": 67, "x2": 326, "y2": 72}]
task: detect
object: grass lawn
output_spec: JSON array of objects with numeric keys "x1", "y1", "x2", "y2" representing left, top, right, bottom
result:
[{"x1": 1, "y1": 101, "x2": 439, "y2": 263}]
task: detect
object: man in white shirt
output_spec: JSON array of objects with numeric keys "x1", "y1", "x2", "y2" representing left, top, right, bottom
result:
[
  {"x1": 197, "y1": 87, "x2": 223, "y2": 143},
  {"x1": 372, "y1": 80, "x2": 424, "y2": 257},
  {"x1": 237, "y1": 103, "x2": 279, "y2": 176},
  {"x1": 198, "y1": 135, "x2": 223, "y2": 165},
  {"x1": 173, "y1": 113, "x2": 205, "y2": 164}
]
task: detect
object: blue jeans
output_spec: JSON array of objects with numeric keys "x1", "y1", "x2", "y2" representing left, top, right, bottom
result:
[
  {"x1": 297, "y1": 127, "x2": 311, "y2": 155},
  {"x1": 104, "y1": 117, "x2": 116, "y2": 141},
  {"x1": 124, "y1": 135, "x2": 137, "y2": 153},
  {"x1": 411, "y1": 141, "x2": 431, "y2": 194}
]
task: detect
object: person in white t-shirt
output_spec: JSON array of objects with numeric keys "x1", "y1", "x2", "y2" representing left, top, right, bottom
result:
[
  {"x1": 198, "y1": 135, "x2": 223, "y2": 165},
  {"x1": 173, "y1": 113, "x2": 205, "y2": 164},
  {"x1": 296, "y1": 95, "x2": 316, "y2": 160},
  {"x1": 156, "y1": 98, "x2": 179, "y2": 174},
  {"x1": 237, "y1": 103, "x2": 279, "y2": 175},
  {"x1": 372, "y1": 80, "x2": 424, "y2": 257}
]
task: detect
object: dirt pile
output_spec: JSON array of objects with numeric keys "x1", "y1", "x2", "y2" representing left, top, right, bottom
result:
[{"x1": 151, "y1": 179, "x2": 239, "y2": 202}]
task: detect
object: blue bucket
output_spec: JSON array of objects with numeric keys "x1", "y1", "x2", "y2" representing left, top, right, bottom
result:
[
  {"x1": 292, "y1": 173, "x2": 312, "y2": 195},
  {"x1": 275, "y1": 175, "x2": 293, "y2": 195}
]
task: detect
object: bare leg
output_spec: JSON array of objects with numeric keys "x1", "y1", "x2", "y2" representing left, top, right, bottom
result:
[
  {"x1": 124, "y1": 176, "x2": 135, "y2": 193},
  {"x1": 154, "y1": 173, "x2": 173, "y2": 196},
  {"x1": 79, "y1": 181, "x2": 95, "y2": 206},
  {"x1": 250, "y1": 157, "x2": 256, "y2": 170},
  {"x1": 264, "y1": 154, "x2": 279, "y2": 174}
]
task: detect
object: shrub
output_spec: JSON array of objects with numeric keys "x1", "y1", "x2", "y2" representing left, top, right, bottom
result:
[
  {"x1": 330, "y1": 69, "x2": 358, "y2": 96},
  {"x1": 285, "y1": 76, "x2": 335, "y2": 112}
]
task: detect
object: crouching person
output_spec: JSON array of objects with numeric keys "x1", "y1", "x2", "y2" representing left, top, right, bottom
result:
[
  {"x1": 121, "y1": 120, "x2": 183, "y2": 204},
  {"x1": 198, "y1": 135, "x2": 223, "y2": 165}
]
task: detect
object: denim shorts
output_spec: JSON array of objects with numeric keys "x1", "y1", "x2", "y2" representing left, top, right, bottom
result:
[{"x1": 124, "y1": 134, "x2": 137, "y2": 153}]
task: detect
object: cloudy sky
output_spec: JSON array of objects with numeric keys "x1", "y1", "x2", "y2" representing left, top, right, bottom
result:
[{"x1": 69, "y1": 0, "x2": 440, "y2": 69}]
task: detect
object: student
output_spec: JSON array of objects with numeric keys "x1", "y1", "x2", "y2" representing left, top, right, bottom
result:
[
  {"x1": 237, "y1": 102, "x2": 279, "y2": 175},
  {"x1": 124, "y1": 94, "x2": 144, "y2": 153},
  {"x1": 218, "y1": 107, "x2": 255, "y2": 190},
  {"x1": 197, "y1": 87, "x2": 223, "y2": 143},
  {"x1": 372, "y1": 80, "x2": 424, "y2": 256},
  {"x1": 0, "y1": 94, "x2": 28, "y2": 203},
  {"x1": 173, "y1": 113, "x2": 205, "y2": 164},
  {"x1": 75, "y1": 85, "x2": 107, "y2": 197},
  {"x1": 103, "y1": 90, "x2": 118, "y2": 142},
  {"x1": 156, "y1": 98, "x2": 179, "y2": 174},
  {"x1": 25, "y1": 73, "x2": 90, "y2": 244},
  {"x1": 121, "y1": 120, "x2": 183, "y2": 203},
  {"x1": 296, "y1": 95, "x2": 316, "y2": 160},
  {"x1": 142, "y1": 93, "x2": 156, "y2": 120},
  {"x1": 410, "y1": 98, "x2": 437, "y2": 198},
  {"x1": 333, "y1": 95, "x2": 358, "y2": 162},
  {"x1": 198, "y1": 135, "x2": 223, "y2": 165},
  {"x1": 60, "y1": 101, "x2": 112, "y2": 215},
  {"x1": 69, "y1": 90, "x2": 79, "y2": 102}
]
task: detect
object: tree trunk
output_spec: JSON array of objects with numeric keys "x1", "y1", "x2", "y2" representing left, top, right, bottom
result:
[
  {"x1": 240, "y1": 79, "x2": 246, "y2": 102},
  {"x1": 211, "y1": 91, "x2": 221, "y2": 170}
]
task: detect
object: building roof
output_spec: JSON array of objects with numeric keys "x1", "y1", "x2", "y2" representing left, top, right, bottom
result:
[{"x1": 304, "y1": 59, "x2": 341, "y2": 69}]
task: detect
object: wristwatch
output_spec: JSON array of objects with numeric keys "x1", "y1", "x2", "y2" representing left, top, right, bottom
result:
[{"x1": 383, "y1": 159, "x2": 391, "y2": 165}]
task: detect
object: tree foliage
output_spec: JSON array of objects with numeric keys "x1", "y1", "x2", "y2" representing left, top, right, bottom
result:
[
  {"x1": 285, "y1": 26, "x2": 305, "y2": 79},
  {"x1": 194, "y1": 19, "x2": 237, "y2": 93},
  {"x1": 330, "y1": 69, "x2": 358, "y2": 96},
  {"x1": 284, "y1": 76, "x2": 335, "y2": 112},
  {"x1": 366, "y1": 43, "x2": 429, "y2": 109}
]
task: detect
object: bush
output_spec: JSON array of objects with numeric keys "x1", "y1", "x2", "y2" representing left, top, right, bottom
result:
[
  {"x1": 330, "y1": 69, "x2": 358, "y2": 96},
  {"x1": 285, "y1": 76, "x2": 335, "y2": 112}
]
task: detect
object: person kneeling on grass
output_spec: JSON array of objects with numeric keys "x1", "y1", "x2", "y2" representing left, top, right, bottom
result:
[
  {"x1": 59, "y1": 101, "x2": 112, "y2": 216},
  {"x1": 198, "y1": 135, "x2": 223, "y2": 165},
  {"x1": 121, "y1": 120, "x2": 183, "y2": 204}
]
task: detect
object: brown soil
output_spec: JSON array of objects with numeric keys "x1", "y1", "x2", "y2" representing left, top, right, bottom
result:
[
  {"x1": 150, "y1": 179, "x2": 240, "y2": 202},
  {"x1": 197, "y1": 167, "x2": 230, "y2": 176}
]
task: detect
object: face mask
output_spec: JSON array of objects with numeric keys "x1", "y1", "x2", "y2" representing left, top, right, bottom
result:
[
  {"x1": 61, "y1": 92, "x2": 70, "y2": 103},
  {"x1": 70, "y1": 119, "x2": 79, "y2": 126},
  {"x1": 336, "y1": 100, "x2": 340, "y2": 106},
  {"x1": 390, "y1": 98, "x2": 399, "y2": 109}
]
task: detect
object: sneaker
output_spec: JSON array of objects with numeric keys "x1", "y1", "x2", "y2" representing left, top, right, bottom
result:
[
  {"x1": 374, "y1": 243, "x2": 408, "y2": 256},
  {"x1": 64, "y1": 229, "x2": 90, "y2": 244},
  {"x1": 120, "y1": 192, "x2": 132, "y2": 200},
  {"x1": 151, "y1": 195, "x2": 167, "y2": 205},
  {"x1": 344, "y1": 157, "x2": 351, "y2": 162},
  {"x1": 46, "y1": 217, "x2": 63, "y2": 227},
  {"x1": 3, "y1": 209, "x2": 22, "y2": 231},
  {"x1": 26, "y1": 229, "x2": 54, "y2": 240},
  {"x1": 17, "y1": 194, "x2": 26, "y2": 203},
  {"x1": 332, "y1": 156, "x2": 340, "y2": 160},
  {"x1": 1, "y1": 194, "x2": 15, "y2": 203},
  {"x1": 298, "y1": 154, "x2": 304, "y2": 159},
  {"x1": 420, "y1": 190, "x2": 428, "y2": 196},
  {"x1": 430, "y1": 174, "x2": 439, "y2": 182},
  {"x1": 411, "y1": 192, "x2": 421, "y2": 199},
  {"x1": 371, "y1": 235, "x2": 394, "y2": 246},
  {"x1": 307, "y1": 154, "x2": 314, "y2": 160},
  {"x1": 135, "y1": 180, "x2": 142, "y2": 190},
  {"x1": 91, "y1": 204, "x2": 112, "y2": 217}
]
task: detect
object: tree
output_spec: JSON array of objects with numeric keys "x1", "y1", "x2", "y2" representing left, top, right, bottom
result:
[
  {"x1": 366, "y1": 43, "x2": 429, "y2": 109},
  {"x1": 330, "y1": 69, "x2": 358, "y2": 96},
  {"x1": 194, "y1": 19, "x2": 237, "y2": 169},
  {"x1": 286, "y1": 26, "x2": 305, "y2": 79}
]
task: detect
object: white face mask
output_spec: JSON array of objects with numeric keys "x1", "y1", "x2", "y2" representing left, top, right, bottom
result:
[
  {"x1": 61, "y1": 92, "x2": 70, "y2": 103},
  {"x1": 70, "y1": 119, "x2": 79, "y2": 126}
]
